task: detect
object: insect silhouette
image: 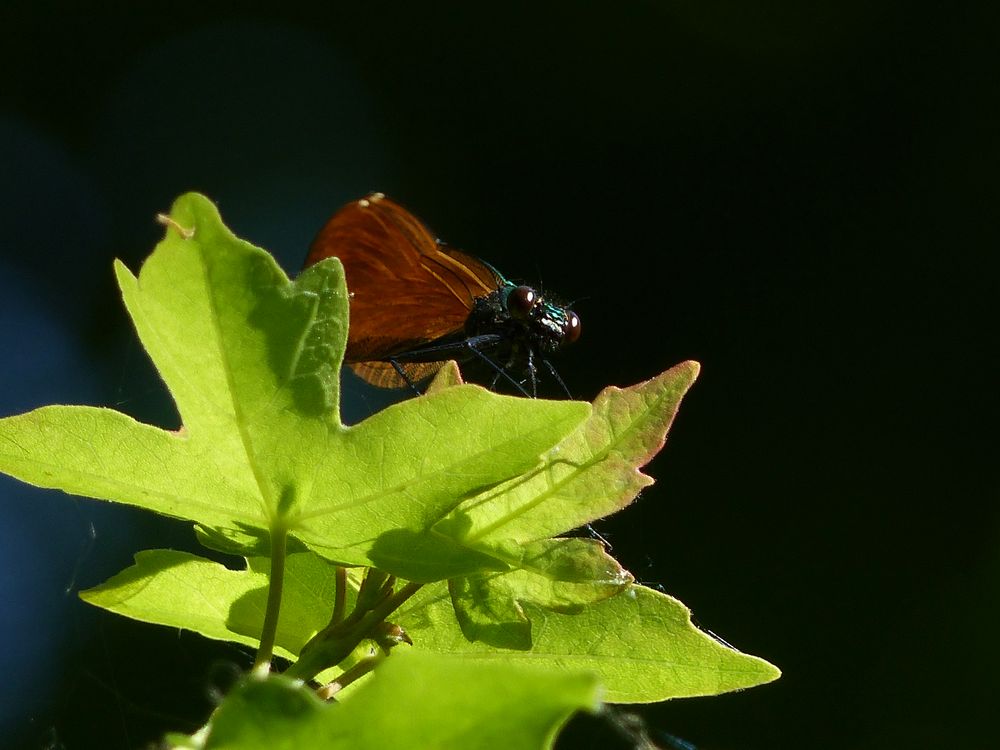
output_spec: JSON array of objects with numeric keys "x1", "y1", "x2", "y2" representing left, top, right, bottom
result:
[{"x1": 304, "y1": 193, "x2": 581, "y2": 397}]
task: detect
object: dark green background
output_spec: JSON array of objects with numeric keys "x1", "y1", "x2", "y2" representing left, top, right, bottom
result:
[{"x1": 1, "y1": 2, "x2": 996, "y2": 748}]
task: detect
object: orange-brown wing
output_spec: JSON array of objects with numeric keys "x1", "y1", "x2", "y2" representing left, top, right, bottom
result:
[
  {"x1": 348, "y1": 361, "x2": 444, "y2": 389},
  {"x1": 306, "y1": 192, "x2": 500, "y2": 366}
]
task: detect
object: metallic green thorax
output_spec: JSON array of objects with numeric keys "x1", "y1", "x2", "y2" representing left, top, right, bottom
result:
[{"x1": 466, "y1": 282, "x2": 574, "y2": 355}]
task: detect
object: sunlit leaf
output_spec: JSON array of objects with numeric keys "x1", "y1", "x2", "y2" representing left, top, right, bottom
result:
[
  {"x1": 178, "y1": 652, "x2": 598, "y2": 750},
  {"x1": 437, "y1": 361, "x2": 699, "y2": 546},
  {"x1": 0, "y1": 193, "x2": 589, "y2": 582},
  {"x1": 399, "y1": 580, "x2": 780, "y2": 703},
  {"x1": 80, "y1": 549, "x2": 352, "y2": 661}
]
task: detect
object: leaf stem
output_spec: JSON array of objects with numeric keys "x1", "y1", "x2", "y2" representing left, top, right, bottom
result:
[
  {"x1": 251, "y1": 522, "x2": 288, "y2": 677},
  {"x1": 285, "y1": 579, "x2": 423, "y2": 682},
  {"x1": 316, "y1": 652, "x2": 386, "y2": 700}
]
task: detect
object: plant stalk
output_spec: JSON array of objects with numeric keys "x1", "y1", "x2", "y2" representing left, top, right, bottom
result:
[
  {"x1": 251, "y1": 522, "x2": 288, "y2": 676},
  {"x1": 285, "y1": 580, "x2": 423, "y2": 682}
]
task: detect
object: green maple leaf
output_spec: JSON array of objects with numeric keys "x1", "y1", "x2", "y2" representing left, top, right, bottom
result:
[
  {"x1": 399, "y1": 580, "x2": 779, "y2": 703},
  {"x1": 0, "y1": 193, "x2": 589, "y2": 583},
  {"x1": 430, "y1": 361, "x2": 704, "y2": 646},
  {"x1": 169, "y1": 652, "x2": 599, "y2": 750},
  {"x1": 2, "y1": 192, "x2": 780, "y2": 711},
  {"x1": 80, "y1": 549, "x2": 350, "y2": 662},
  {"x1": 84, "y1": 544, "x2": 779, "y2": 703}
]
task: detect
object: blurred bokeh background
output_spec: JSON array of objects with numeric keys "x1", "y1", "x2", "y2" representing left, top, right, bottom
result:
[{"x1": 1, "y1": 2, "x2": 996, "y2": 748}]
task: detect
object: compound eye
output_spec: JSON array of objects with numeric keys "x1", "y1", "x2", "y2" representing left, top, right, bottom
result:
[
  {"x1": 508, "y1": 285, "x2": 537, "y2": 319},
  {"x1": 563, "y1": 311, "x2": 581, "y2": 344}
]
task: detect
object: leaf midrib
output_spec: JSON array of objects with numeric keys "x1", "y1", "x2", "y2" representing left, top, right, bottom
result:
[
  {"x1": 195, "y1": 237, "x2": 278, "y2": 524},
  {"x1": 466, "y1": 378, "x2": 687, "y2": 541}
]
